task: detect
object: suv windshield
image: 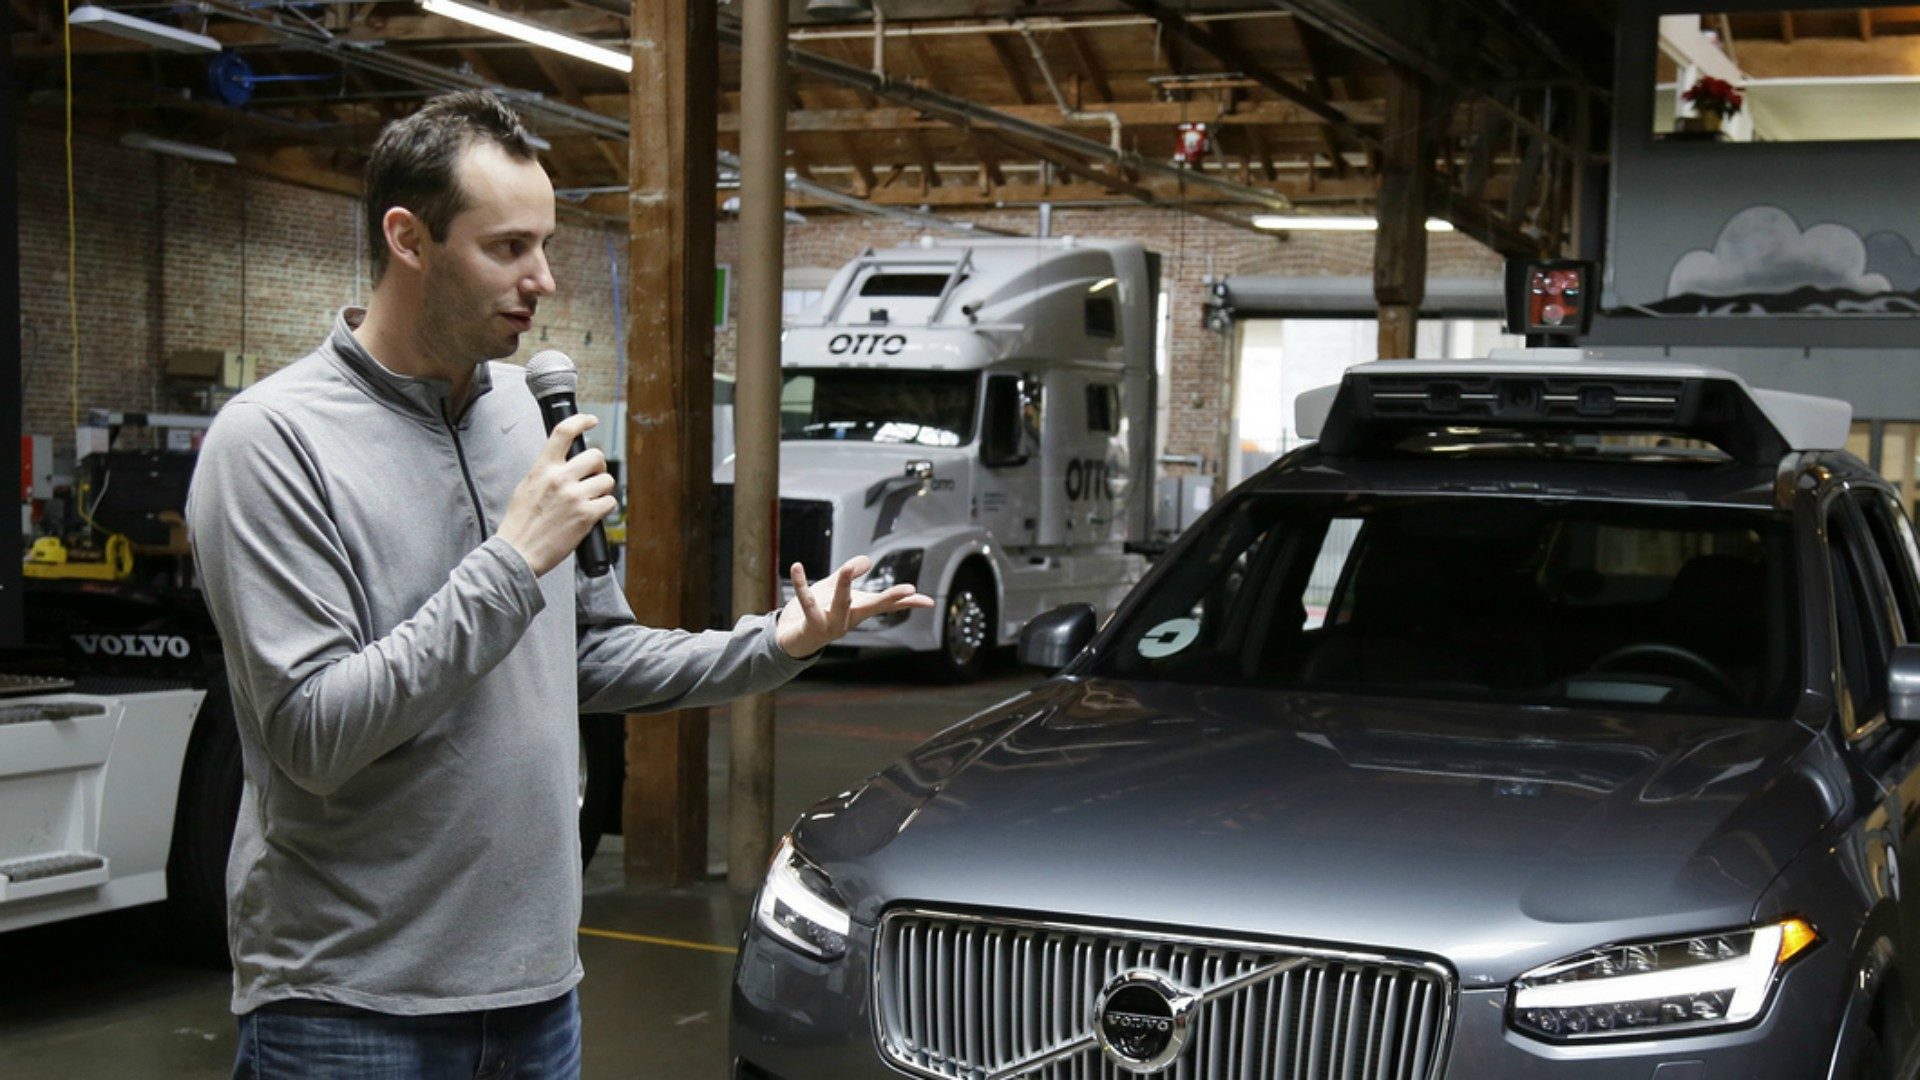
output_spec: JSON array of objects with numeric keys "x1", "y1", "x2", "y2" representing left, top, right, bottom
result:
[
  {"x1": 781, "y1": 369, "x2": 978, "y2": 447},
  {"x1": 1096, "y1": 495, "x2": 1801, "y2": 716}
]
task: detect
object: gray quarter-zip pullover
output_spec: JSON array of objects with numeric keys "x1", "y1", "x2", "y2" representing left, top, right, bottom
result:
[{"x1": 187, "y1": 308, "x2": 809, "y2": 1015}]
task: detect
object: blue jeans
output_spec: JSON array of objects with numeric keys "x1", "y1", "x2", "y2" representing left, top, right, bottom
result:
[{"x1": 233, "y1": 989, "x2": 581, "y2": 1079}]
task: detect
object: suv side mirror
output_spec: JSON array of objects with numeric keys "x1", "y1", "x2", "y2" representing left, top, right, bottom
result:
[
  {"x1": 1018, "y1": 603, "x2": 1096, "y2": 670},
  {"x1": 1890, "y1": 644, "x2": 1920, "y2": 724},
  {"x1": 981, "y1": 375, "x2": 1027, "y2": 468}
]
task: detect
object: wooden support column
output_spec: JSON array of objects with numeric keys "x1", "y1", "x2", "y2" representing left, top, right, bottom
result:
[
  {"x1": 624, "y1": 0, "x2": 717, "y2": 885},
  {"x1": 727, "y1": 0, "x2": 787, "y2": 892},
  {"x1": 0, "y1": 23, "x2": 18, "y2": 647},
  {"x1": 1374, "y1": 68, "x2": 1430, "y2": 359}
]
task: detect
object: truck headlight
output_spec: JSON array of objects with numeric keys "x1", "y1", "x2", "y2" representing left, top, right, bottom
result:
[
  {"x1": 754, "y1": 835, "x2": 851, "y2": 960},
  {"x1": 1510, "y1": 918, "x2": 1817, "y2": 1041},
  {"x1": 862, "y1": 550, "x2": 924, "y2": 627},
  {"x1": 863, "y1": 548, "x2": 924, "y2": 592}
]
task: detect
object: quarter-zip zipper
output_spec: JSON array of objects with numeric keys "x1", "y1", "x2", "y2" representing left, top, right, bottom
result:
[{"x1": 443, "y1": 403, "x2": 490, "y2": 536}]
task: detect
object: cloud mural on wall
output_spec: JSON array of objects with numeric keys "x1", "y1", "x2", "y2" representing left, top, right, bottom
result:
[
  {"x1": 1865, "y1": 230, "x2": 1920, "y2": 294},
  {"x1": 1667, "y1": 206, "x2": 1888, "y2": 298},
  {"x1": 1644, "y1": 205, "x2": 1920, "y2": 314}
]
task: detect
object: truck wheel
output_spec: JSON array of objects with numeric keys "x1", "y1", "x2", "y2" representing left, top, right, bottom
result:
[
  {"x1": 930, "y1": 568, "x2": 995, "y2": 682},
  {"x1": 164, "y1": 682, "x2": 243, "y2": 965},
  {"x1": 579, "y1": 714, "x2": 625, "y2": 868}
]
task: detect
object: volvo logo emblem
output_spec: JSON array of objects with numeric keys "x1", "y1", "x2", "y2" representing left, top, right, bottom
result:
[{"x1": 1094, "y1": 971, "x2": 1198, "y2": 1074}]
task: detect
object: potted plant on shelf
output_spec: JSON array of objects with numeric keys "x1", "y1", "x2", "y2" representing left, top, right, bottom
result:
[{"x1": 1681, "y1": 75, "x2": 1743, "y2": 133}]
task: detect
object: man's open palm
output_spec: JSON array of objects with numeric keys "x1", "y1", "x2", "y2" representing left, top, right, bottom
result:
[{"x1": 775, "y1": 556, "x2": 937, "y2": 658}]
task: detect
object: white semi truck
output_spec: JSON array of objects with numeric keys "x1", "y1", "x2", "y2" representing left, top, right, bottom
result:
[{"x1": 716, "y1": 237, "x2": 1160, "y2": 679}]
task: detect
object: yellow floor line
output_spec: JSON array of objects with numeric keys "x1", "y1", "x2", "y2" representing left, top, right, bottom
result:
[{"x1": 578, "y1": 926, "x2": 739, "y2": 956}]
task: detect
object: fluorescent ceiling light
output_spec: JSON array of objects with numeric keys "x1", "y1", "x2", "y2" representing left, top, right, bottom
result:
[
  {"x1": 523, "y1": 132, "x2": 552, "y2": 151},
  {"x1": 420, "y1": 0, "x2": 630, "y2": 74},
  {"x1": 68, "y1": 4, "x2": 222, "y2": 53},
  {"x1": 120, "y1": 132, "x2": 237, "y2": 165},
  {"x1": 1252, "y1": 215, "x2": 1455, "y2": 233}
]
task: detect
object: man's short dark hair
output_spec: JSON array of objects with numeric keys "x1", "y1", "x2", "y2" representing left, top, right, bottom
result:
[{"x1": 363, "y1": 90, "x2": 541, "y2": 283}]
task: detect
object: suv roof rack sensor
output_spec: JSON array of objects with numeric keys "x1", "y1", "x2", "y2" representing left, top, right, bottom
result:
[{"x1": 1296, "y1": 359, "x2": 1852, "y2": 466}]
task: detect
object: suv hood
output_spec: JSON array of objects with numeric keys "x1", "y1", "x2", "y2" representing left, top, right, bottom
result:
[{"x1": 797, "y1": 679, "x2": 1845, "y2": 985}]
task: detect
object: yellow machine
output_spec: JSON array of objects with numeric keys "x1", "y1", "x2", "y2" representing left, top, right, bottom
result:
[{"x1": 23, "y1": 533, "x2": 134, "y2": 582}]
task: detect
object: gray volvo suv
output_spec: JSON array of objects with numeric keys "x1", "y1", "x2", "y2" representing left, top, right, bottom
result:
[{"x1": 731, "y1": 358, "x2": 1920, "y2": 1079}]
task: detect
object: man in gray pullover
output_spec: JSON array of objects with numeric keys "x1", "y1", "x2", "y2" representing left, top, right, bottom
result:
[{"x1": 186, "y1": 91, "x2": 931, "y2": 1079}]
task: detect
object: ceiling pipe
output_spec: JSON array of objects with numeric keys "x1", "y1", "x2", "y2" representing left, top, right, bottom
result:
[
  {"x1": 188, "y1": 0, "x2": 1003, "y2": 234},
  {"x1": 1015, "y1": 20, "x2": 1123, "y2": 156},
  {"x1": 785, "y1": 11, "x2": 1295, "y2": 42},
  {"x1": 717, "y1": 20, "x2": 1290, "y2": 212}
]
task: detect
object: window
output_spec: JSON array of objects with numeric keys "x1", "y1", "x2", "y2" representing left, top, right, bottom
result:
[
  {"x1": 859, "y1": 273, "x2": 955, "y2": 297},
  {"x1": 1086, "y1": 384, "x2": 1120, "y2": 434},
  {"x1": 782, "y1": 289, "x2": 825, "y2": 317},
  {"x1": 778, "y1": 369, "x2": 978, "y2": 447},
  {"x1": 1086, "y1": 295, "x2": 1118, "y2": 339},
  {"x1": 1857, "y1": 492, "x2": 1920, "y2": 642},
  {"x1": 982, "y1": 373, "x2": 1043, "y2": 467},
  {"x1": 1653, "y1": 10, "x2": 1920, "y2": 143},
  {"x1": 1828, "y1": 501, "x2": 1895, "y2": 727},
  {"x1": 1097, "y1": 495, "x2": 1800, "y2": 716}
]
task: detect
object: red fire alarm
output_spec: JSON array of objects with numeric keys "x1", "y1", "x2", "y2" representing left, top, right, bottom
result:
[{"x1": 1173, "y1": 122, "x2": 1210, "y2": 164}]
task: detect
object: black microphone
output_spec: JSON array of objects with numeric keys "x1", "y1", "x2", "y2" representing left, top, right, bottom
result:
[{"x1": 524, "y1": 349, "x2": 612, "y2": 578}]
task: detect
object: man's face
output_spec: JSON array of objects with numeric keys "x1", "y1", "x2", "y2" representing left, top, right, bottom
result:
[{"x1": 416, "y1": 140, "x2": 557, "y2": 367}]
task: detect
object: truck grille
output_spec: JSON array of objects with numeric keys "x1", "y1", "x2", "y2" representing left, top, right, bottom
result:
[
  {"x1": 710, "y1": 486, "x2": 835, "y2": 627},
  {"x1": 876, "y1": 910, "x2": 1452, "y2": 1080}
]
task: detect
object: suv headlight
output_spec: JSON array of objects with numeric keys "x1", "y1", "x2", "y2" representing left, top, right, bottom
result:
[
  {"x1": 754, "y1": 835, "x2": 852, "y2": 960},
  {"x1": 1510, "y1": 918, "x2": 1817, "y2": 1041}
]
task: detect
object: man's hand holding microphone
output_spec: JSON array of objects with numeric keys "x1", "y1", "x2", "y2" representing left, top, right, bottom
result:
[{"x1": 498, "y1": 350, "x2": 935, "y2": 658}]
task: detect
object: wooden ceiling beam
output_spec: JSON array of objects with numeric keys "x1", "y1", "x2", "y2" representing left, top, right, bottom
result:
[
  {"x1": 1115, "y1": 0, "x2": 1376, "y2": 150},
  {"x1": 836, "y1": 133, "x2": 876, "y2": 196},
  {"x1": 14, "y1": 8, "x2": 627, "y2": 57},
  {"x1": 458, "y1": 48, "x2": 502, "y2": 85},
  {"x1": 970, "y1": 131, "x2": 1006, "y2": 189},
  {"x1": 909, "y1": 129, "x2": 941, "y2": 189},
  {"x1": 529, "y1": 48, "x2": 587, "y2": 109},
  {"x1": 985, "y1": 33, "x2": 1036, "y2": 105},
  {"x1": 714, "y1": 99, "x2": 1385, "y2": 134},
  {"x1": 1064, "y1": 28, "x2": 1113, "y2": 103},
  {"x1": 790, "y1": 169, "x2": 1374, "y2": 204},
  {"x1": 978, "y1": 127, "x2": 1270, "y2": 233},
  {"x1": 907, "y1": 34, "x2": 945, "y2": 94}
]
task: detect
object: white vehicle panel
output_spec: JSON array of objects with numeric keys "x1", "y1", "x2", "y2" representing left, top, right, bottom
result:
[{"x1": 0, "y1": 689, "x2": 204, "y2": 933}]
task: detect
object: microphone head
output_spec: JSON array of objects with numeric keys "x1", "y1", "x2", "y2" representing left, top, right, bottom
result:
[{"x1": 524, "y1": 349, "x2": 578, "y2": 400}]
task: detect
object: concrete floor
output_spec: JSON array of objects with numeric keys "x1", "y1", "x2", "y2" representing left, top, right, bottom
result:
[{"x1": 0, "y1": 653, "x2": 1036, "y2": 1079}]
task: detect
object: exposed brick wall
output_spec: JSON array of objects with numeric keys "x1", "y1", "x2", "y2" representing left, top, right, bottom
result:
[
  {"x1": 19, "y1": 127, "x2": 1501, "y2": 480},
  {"x1": 16, "y1": 127, "x2": 629, "y2": 459}
]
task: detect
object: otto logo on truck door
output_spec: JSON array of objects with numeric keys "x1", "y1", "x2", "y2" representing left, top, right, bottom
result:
[
  {"x1": 72, "y1": 634, "x2": 193, "y2": 659},
  {"x1": 827, "y1": 333, "x2": 908, "y2": 356},
  {"x1": 1066, "y1": 459, "x2": 1115, "y2": 502}
]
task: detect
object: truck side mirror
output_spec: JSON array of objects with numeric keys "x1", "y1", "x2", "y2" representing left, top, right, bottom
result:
[
  {"x1": 1890, "y1": 644, "x2": 1920, "y2": 724},
  {"x1": 1018, "y1": 603, "x2": 1096, "y2": 670},
  {"x1": 981, "y1": 375, "x2": 1027, "y2": 467}
]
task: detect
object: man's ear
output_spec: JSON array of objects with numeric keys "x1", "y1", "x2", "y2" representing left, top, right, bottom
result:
[{"x1": 382, "y1": 207, "x2": 428, "y2": 273}]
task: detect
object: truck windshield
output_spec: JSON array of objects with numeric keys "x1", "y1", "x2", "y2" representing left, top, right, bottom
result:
[
  {"x1": 781, "y1": 369, "x2": 978, "y2": 447},
  {"x1": 1095, "y1": 494, "x2": 1801, "y2": 717}
]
